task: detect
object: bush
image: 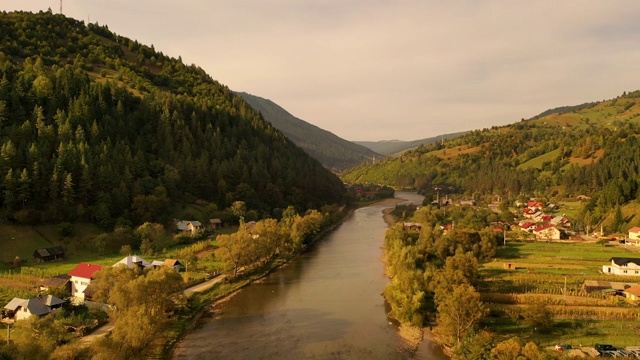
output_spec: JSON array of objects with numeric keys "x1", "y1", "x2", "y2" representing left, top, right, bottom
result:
[{"x1": 57, "y1": 222, "x2": 74, "y2": 237}]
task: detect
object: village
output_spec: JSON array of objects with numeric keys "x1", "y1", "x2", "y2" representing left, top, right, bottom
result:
[
  {"x1": 394, "y1": 195, "x2": 640, "y2": 358},
  {"x1": 0, "y1": 218, "x2": 226, "y2": 344}
]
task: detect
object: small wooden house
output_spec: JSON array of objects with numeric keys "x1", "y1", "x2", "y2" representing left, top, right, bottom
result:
[{"x1": 33, "y1": 246, "x2": 65, "y2": 262}]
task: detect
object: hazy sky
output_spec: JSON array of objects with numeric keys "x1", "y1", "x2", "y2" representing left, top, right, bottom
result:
[{"x1": 3, "y1": 1, "x2": 640, "y2": 141}]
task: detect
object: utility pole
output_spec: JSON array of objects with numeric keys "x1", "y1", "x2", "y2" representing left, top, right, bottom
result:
[
  {"x1": 503, "y1": 228, "x2": 507, "y2": 247},
  {"x1": 60, "y1": 0, "x2": 62, "y2": 14},
  {"x1": 2, "y1": 319, "x2": 15, "y2": 345}
]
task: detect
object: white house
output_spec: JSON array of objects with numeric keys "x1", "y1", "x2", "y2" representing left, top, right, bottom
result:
[
  {"x1": 629, "y1": 227, "x2": 640, "y2": 241},
  {"x1": 533, "y1": 224, "x2": 561, "y2": 240},
  {"x1": 68, "y1": 262, "x2": 103, "y2": 302},
  {"x1": 603, "y1": 257, "x2": 640, "y2": 276},
  {"x1": 114, "y1": 255, "x2": 151, "y2": 269}
]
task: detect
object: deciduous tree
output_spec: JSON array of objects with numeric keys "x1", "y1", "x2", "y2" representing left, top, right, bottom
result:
[{"x1": 436, "y1": 283, "x2": 486, "y2": 345}]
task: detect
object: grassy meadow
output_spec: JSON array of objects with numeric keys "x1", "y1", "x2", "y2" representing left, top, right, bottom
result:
[{"x1": 481, "y1": 240, "x2": 640, "y2": 348}]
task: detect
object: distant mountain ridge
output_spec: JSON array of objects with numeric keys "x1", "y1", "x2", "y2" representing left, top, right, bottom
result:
[
  {"x1": 236, "y1": 92, "x2": 381, "y2": 171},
  {"x1": 355, "y1": 132, "x2": 467, "y2": 156}
]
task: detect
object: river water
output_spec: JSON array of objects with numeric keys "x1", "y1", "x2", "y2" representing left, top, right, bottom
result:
[{"x1": 173, "y1": 191, "x2": 448, "y2": 360}]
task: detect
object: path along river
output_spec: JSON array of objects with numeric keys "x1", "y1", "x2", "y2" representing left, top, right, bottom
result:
[{"x1": 174, "y1": 191, "x2": 448, "y2": 359}]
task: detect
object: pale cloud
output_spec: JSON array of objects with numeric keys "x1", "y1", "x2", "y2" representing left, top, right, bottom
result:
[{"x1": 2, "y1": 1, "x2": 640, "y2": 140}]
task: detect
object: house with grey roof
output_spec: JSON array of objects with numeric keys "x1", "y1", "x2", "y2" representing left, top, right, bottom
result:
[
  {"x1": 3, "y1": 295, "x2": 65, "y2": 320},
  {"x1": 176, "y1": 220, "x2": 202, "y2": 236},
  {"x1": 603, "y1": 257, "x2": 640, "y2": 276},
  {"x1": 114, "y1": 255, "x2": 151, "y2": 269}
]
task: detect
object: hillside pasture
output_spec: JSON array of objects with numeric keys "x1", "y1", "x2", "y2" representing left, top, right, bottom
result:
[
  {"x1": 0, "y1": 225, "x2": 53, "y2": 264},
  {"x1": 431, "y1": 144, "x2": 481, "y2": 161},
  {"x1": 517, "y1": 149, "x2": 560, "y2": 170}
]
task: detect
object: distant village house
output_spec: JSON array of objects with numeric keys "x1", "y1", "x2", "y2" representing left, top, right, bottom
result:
[
  {"x1": 403, "y1": 222, "x2": 422, "y2": 232},
  {"x1": 176, "y1": 220, "x2": 202, "y2": 236},
  {"x1": 114, "y1": 255, "x2": 151, "y2": 269},
  {"x1": 209, "y1": 218, "x2": 222, "y2": 229}
]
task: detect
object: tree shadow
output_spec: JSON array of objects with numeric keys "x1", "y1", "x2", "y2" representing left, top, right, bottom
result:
[{"x1": 495, "y1": 242, "x2": 523, "y2": 259}]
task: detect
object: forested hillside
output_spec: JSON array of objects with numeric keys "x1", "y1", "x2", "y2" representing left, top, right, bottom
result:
[
  {"x1": 0, "y1": 10, "x2": 346, "y2": 229},
  {"x1": 343, "y1": 91, "x2": 640, "y2": 232},
  {"x1": 237, "y1": 92, "x2": 380, "y2": 171}
]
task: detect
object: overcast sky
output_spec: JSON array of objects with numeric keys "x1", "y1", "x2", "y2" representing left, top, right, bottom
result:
[{"x1": 3, "y1": 1, "x2": 640, "y2": 141}]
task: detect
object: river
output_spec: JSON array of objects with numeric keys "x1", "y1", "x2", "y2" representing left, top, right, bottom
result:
[{"x1": 173, "y1": 191, "x2": 448, "y2": 359}]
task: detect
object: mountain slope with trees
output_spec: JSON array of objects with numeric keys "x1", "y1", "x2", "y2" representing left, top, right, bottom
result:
[
  {"x1": 343, "y1": 90, "x2": 640, "y2": 232},
  {"x1": 236, "y1": 91, "x2": 381, "y2": 171},
  {"x1": 0, "y1": 10, "x2": 346, "y2": 229}
]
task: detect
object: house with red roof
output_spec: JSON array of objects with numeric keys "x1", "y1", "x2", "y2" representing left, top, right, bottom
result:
[
  {"x1": 520, "y1": 222, "x2": 536, "y2": 231},
  {"x1": 533, "y1": 224, "x2": 561, "y2": 240},
  {"x1": 629, "y1": 227, "x2": 640, "y2": 241},
  {"x1": 68, "y1": 262, "x2": 103, "y2": 302},
  {"x1": 527, "y1": 201, "x2": 544, "y2": 210}
]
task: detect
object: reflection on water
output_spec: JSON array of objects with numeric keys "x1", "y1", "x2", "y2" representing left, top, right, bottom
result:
[{"x1": 174, "y1": 192, "x2": 448, "y2": 359}]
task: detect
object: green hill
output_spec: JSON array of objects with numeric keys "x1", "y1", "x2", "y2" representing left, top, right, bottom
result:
[
  {"x1": 237, "y1": 92, "x2": 381, "y2": 171},
  {"x1": 342, "y1": 90, "x2": 640, "y2": 232},
  {"x1": 0, "y1": 10, "x2": 346, "y2": 229}
]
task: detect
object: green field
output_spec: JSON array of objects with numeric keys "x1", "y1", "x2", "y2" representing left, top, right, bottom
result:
[
  {"x1": 481, "y1": 241, "x2": 640, "y2": 347},
  {"x1": 517, "y1": 149, "x2": 560, "y2": 170}
]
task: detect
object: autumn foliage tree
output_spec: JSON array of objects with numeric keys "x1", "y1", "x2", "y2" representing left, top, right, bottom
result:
[{"x1": 436, "y1": 283, "x2": 486, "y2": 345}]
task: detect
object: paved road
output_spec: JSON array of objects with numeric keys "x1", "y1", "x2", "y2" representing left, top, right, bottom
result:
[{"x1": 79, "y1": 274, "x2": 227, "y2": 345}]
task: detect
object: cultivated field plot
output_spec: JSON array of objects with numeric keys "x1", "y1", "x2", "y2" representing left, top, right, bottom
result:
[{"x1": 480, "y1": 241, "x2": 640, "y2": 348}]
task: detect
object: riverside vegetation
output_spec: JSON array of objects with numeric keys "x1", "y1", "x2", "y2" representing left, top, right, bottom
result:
[{"x1": 383, "y1": 202, "x2": 640, "y2": 359}]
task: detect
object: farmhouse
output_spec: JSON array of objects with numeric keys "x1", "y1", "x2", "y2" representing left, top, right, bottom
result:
[
  {"x1": 68, "y1": 262, "x2": 103, "y2": 302},
  {"x1": 176, "y1": 220, "x2": 202, "y2": 235},
  {"x1": 526, "y1": 201, "x2": 544, "y2": 211},
  {"x1": 520, "y1": 222, "x2": 536, "y2": 231},
  {"x1": 629, "y1": 227, "x2": 640, "y2": 241},
  {"x1": 209, "y1": 218, "x2": 222, "y2": 229},
  {"x1": 114, "y1": 255, "x2": 151, "y2": 269},
  {"x1": 40, "y1": 274, "x2": 71, "y2": 294},
  {"x1": 623, "y1": 285, "x2": 640, "y2": 302},
  {"x1": 32, "y1": 246, "x2": 65, "y2": 262},
  {"x1": 533, "y1": 224, "x2": 561, "y2": 240},
  {"x1": 602, "y1": 257, "x2": 640, "y2": 276},
  {"x1": 164, "y1": 259, "x2": 183, "y2": 271},
  {"x1": 3, "y1": 295, "x2": 65, "y2": 320},
  {"x1": 403, "y1": 222, "x2": 422, "y2": 232}
]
